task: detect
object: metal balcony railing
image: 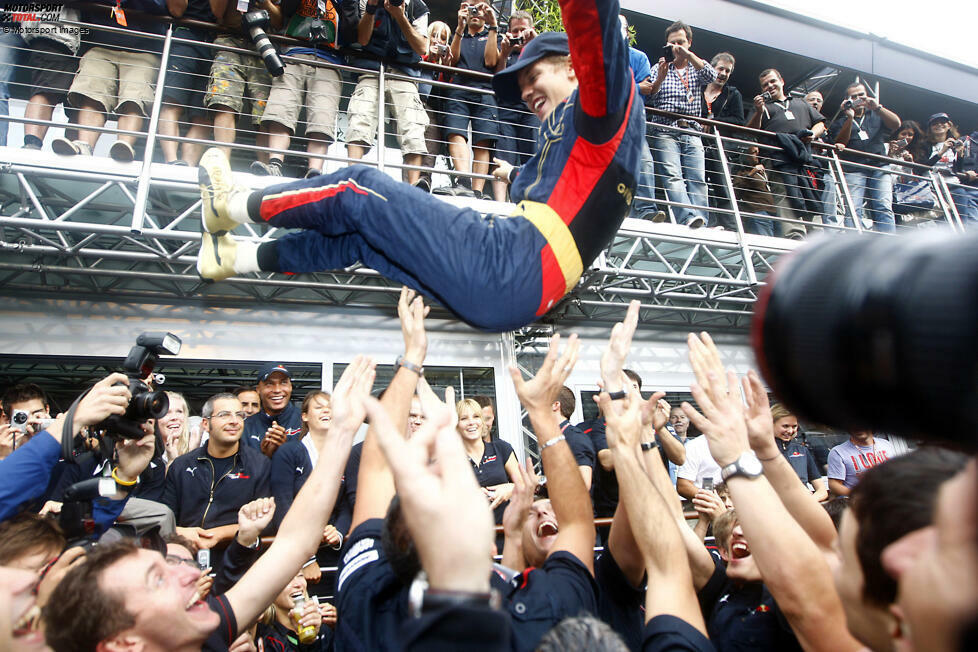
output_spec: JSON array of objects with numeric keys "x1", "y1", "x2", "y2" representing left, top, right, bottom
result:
[{"x1": 0, "y1": 12, "x2": 969, "y2": 329}]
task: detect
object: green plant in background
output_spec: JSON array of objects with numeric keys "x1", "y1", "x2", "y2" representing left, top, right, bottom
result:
[
  {"x1": 514, "y1": 1, "x2": 635, "y2": 43},
  {"x1": 518, "y1": 0, "x2": 564, "y2": 33}
]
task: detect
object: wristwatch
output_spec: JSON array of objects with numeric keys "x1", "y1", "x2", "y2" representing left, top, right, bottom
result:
[
  {"x1": 408, "y1": 571, "x2": 500, "y2": 618},
  {"x1": 720, "y1": 451, "x2": 763, "y2": 482}
]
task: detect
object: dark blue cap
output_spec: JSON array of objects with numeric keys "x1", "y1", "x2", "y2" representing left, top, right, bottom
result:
[
  {"x1": 927, "y1": 112, "x2": 951, "y2": 126},
  {"x1": 257, "y1": 362, "x2": 291, "y2": 383},
  {"x1": 492, "y1": 32, "x2": 570, "y2": 104}
]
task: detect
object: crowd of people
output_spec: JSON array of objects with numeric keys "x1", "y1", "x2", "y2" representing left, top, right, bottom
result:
[
  {"x1": 0, "y1": 290, "x2": 975, "y2": 652},
  {"x1": 1, "y1": 1, "x2": 975, "y2": 231}
]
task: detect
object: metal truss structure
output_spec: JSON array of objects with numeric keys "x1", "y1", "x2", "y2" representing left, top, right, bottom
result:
[{"x1": 0, "y1": 148, "x2": 796, "y2": 332}]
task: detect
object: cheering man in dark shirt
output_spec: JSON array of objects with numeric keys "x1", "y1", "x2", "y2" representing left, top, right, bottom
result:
[{"x1": 829, "y1": 81, "x2": 901, "y2": 232}]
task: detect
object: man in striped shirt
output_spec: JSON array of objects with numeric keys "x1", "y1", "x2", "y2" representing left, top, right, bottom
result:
[{"x1": 647, "y1": 20, "x2": 717, "y2": 228}]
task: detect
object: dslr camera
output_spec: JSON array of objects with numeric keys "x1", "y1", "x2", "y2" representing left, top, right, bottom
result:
[
  {"x1": 243, "y1": 9, "x2": 285, "y2": 77},
  {"x1": 98, "y1": 332, "x2": 181, "y2": 439}
]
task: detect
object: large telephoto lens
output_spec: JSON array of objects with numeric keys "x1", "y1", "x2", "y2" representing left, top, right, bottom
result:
[
  {"x1": 243, "y1": 10, "x2": 285, "y2": 77},
  {"x1": 751, "y1": 230, "x2": 978, "y2": 443}
]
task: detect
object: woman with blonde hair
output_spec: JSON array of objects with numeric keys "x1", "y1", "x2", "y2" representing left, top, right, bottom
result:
[
  {"x1": 456, "y1": 397, "x2": 519, "y2": 523},
  {"x1": 769, "y1": 403, "x2": 827, "y2": 502},
  {"x1": 158, "y1": 391, "x2": 198, "y2": 464}
]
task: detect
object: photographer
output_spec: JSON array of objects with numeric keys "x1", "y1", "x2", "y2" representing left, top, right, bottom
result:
[
  {"x1": 829, "y1": 82, "x2": 901, "y2": 233},
  {"x1": 647, "y1": 20, "x2": 717, "y2": 228},
  {"x1": 490, "y1": 10, "x2": 538, "y2": 202},
  {"x1": 42, "y1": 358, "x2": 373, "y2": 651},
  {"x1": 0, "y1": 383, "x2": 51, "y2": 460},
  {"x1": 253, "y1": 0, "x2": 348, "y2": 178},
  {"x1": 205, "y1": 0, "x2": 282, "y2": 163},
  {"x1": 442, "y1": 1, "x2": 500, "y2": 198},
  {"x1": 345, "y1": 0, "x2": 431, "y2": 186},
  {"x1": 0, "y1": 373, "x2": 152, "y2": 524},
  {"x1": 745, "y1": 68, "x2": 826, "y2": 238}
]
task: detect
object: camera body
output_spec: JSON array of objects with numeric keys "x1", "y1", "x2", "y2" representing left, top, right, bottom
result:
[
  {"x1": 510, "y1": 34, "x2": 524, "y2": 47},
  {"x1": 434, "y1": 43, "x2": 450, "y2": 56},
  {"x1": 243, "y1": 9, "x2": 285, "y2": 77},
  {"x1": 468, "y1": 5, "x2": 479, "y2": 17},
  {"x1": 9, "y1": 409, "x2": 29, "y2": 432},
  {"x1": 98, "y1": 332, "x2": 181, "y2": 438},
  {"x1": 388, "y1": 0, "x2": 404, "y2": 6},
  {"x1": 662, "y1": 43, "x2": 674, "y2": 63},
  {"x1": 842, "y1": 99, "x2": 854, "y2": 111},
  {"x1": 761, "y1": 91, "x2": 773, "y2": 101}
]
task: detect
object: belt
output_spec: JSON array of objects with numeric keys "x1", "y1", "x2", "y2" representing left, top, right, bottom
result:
[{"x1": 513, "y1": 201, "x2": 583, "y2": 313}]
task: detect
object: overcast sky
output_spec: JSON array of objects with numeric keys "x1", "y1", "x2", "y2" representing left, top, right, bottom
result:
[{"x1": 755, "y1": 0, "x2": 978, "y2": 70}]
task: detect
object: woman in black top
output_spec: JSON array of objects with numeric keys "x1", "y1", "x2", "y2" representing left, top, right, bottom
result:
[{"x1": 456, "y1": 398, "x2": 518, "y2": 523}]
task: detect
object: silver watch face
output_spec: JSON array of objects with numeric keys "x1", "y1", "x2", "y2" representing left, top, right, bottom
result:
[{"x1": 741, "y1": 453, "x2": 763, "y2": 476}]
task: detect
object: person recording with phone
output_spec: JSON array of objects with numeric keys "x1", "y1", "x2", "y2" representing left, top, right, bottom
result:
[
  {"x1": 646, "y1": 20, "x2": 717, "y2": 228},
  {"x1": 828, "y1": 82, "x2": 901, "y2": 233}
]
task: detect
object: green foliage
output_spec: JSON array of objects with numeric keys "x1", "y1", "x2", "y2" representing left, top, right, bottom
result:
[
  {"x1": 514, "y1": 1, "x2": 634, "y2": 44},
  {"x1": 519, "y1": 0, "x2": 565, "y2": 34}
]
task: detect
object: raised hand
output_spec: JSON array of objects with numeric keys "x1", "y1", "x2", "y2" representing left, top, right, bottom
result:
[
  {"x1": 237, "y1": 497, "x2": 275, "y2": 547},
  {"x1": 742, "y1": 369, "x2": 778, "y2": 458},
  {"x1": 596, "y1": 389, "x2": 643, "y2": 452},
  {"x1": 509, "y1": 333, "x2": 579, "y2": 415},
  {"x1": 681, "y1": 332, "x2": 750, "y2": 468},
  {"x1": 115, "y1": 433, "x2": 157, "y2": 483},
  {"x1": 501, "y1": 457, "x2": 538, "y2": 540},
  {"x1": 364, "y1": 391, "x2": 493, "y2": 592},
  {"x1": 329, "y1": 355, "x2": 376, "y2": 438},
  {"x1": 599, "y1": 300, "x2": 640, "y2": 395},
  {"x1": 398, "y1": 287, "x2": 429, "y2": 366}
]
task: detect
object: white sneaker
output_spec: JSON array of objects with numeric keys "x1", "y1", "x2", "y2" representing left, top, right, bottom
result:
[
  {"x1": 109, "y1": 140, "x2": 135, "y2": 163},
  {"x1": 198, "y1": 148, "x2": 242, "y2": 234},
  {"x1": 197, "y1": 232, "x2": 238, "y2": 281},
  {"x1": 52, "y1": 137, "x2": 92, "y2": 157}
]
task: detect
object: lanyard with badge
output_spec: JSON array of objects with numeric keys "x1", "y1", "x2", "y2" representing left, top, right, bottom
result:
[
  {"x1": 854, "y1": 114, "x2": 869, "y2": 141},
  {"x1": 675, "y1": 65, "x2": 695, "y2": 104},
  {"x1": 778, "y1": 99, "x2": 795, "y2": 121}
]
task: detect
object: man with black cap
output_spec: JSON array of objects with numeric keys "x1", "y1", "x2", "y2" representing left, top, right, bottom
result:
[
  {"x1": 196, "y1": 0, "x2": 644, "y2": 333},
  {"x1": 242, "y1": 362, "x2": 303, "y2": 458}
]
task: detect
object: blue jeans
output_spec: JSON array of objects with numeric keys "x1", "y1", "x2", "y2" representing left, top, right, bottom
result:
[
  {"x1": 0, "y1": 33, "x2": 27, "y2": 147},
  {"x1": 261, "y1": 165, "x2": 554, "y2": 332},
  {"x1": 651, "y1": 130, "x2": 707, "y2": 224},
  {"x1": 745, "y1": 210, "x2": 776, "y2": 237},
  {"x1": 951, "y1": 184, "x2": 978, "y2": 225},
  {"x1": 844, "y1": 167, "x2": 895, "y2": 233},
  {"x1": 631, "y1": 129, "x2": 659, "y2": 218}
]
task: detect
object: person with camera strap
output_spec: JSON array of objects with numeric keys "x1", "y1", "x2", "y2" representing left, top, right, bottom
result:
[
  {"x1": 828, "y1": 81, "x2": 901, "y2": 233},
  {"x1": 252, "y1": 0, "x2": 353, "y2": 178}
]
